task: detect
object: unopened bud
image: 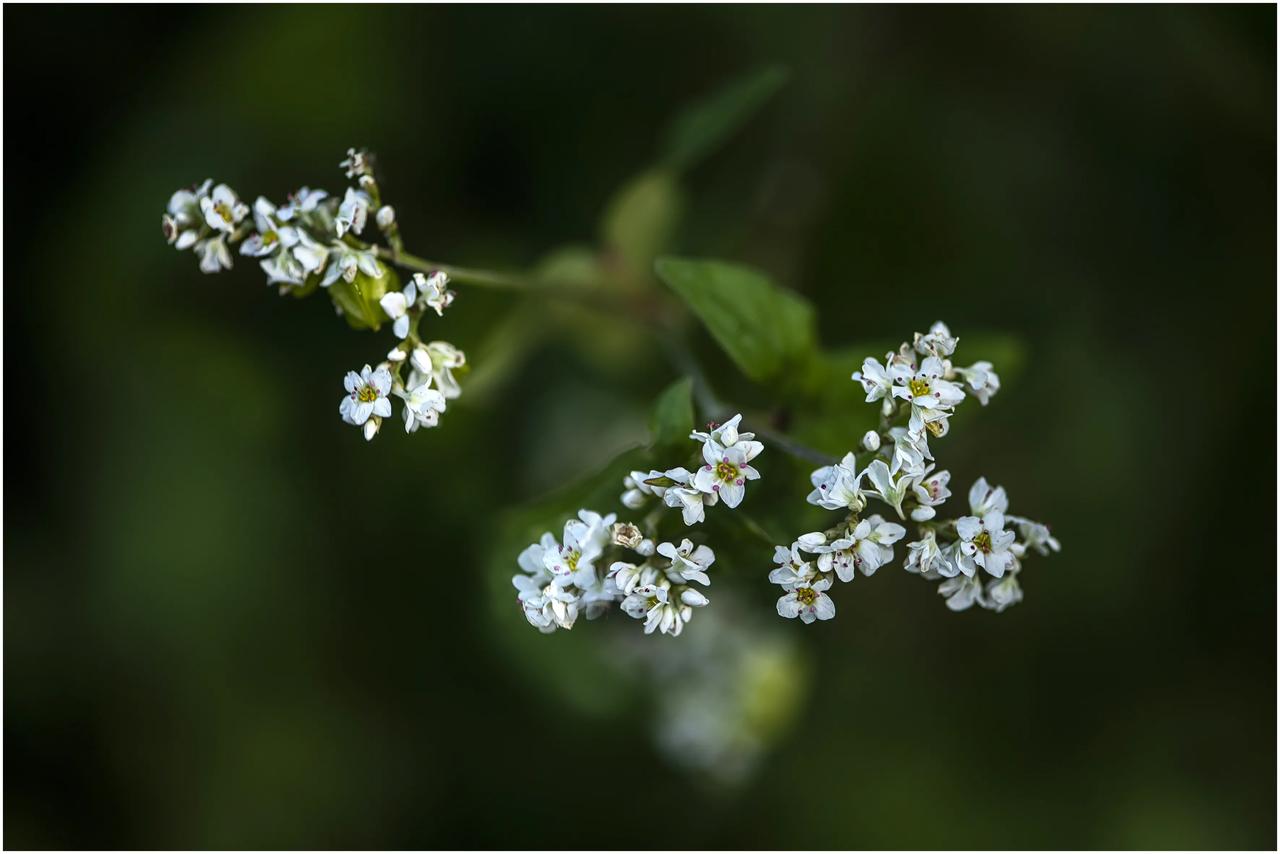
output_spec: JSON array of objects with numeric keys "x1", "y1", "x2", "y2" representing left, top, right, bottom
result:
[
  {"x1": 376, "y1": 205, "x2": 396, "y2": 230},
  {"x1": 363, "y1": 416, "x2": 381, "y2": 442},
  {"x1": 862, "y1": 430, "x2": 880, "y2": 452}
]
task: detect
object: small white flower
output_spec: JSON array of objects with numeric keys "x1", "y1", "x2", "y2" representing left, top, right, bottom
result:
[
  {"x1": 340, "y1": 148, "x2": 371, "y2": 179},
  {"x1": 194, "y1": 236, "x2": 232, "y2": 273},
  {"x1": 888, "y1": 426, "x2": 933, "y2": 477},
  {"x1": 544, "y1": 509, "x2": 616, "y2": 589},
  {"x1": 411, "y1": 341, "x2": 466, "y2": 399},
  {"x1": 938, "y1": 574, "x2": 985, "y2": 612},
  {"x1": 692, "y1": 442, "x2": 761, "y2": 509},
  {"x1": 276, "y1": 186, "x2": 328, "y2": 220},
  {"x1": 862, "y1": 459, "x2": 912, "y2": 518},
  {"x1": 861, "y1": 430, "x2": 881, "y2": 452},
  {"x1": 955, "y1": 360, "x2": 1000, "y2": 405},
  {"x1": 689, "y1": 414, "x2": 763, "y2": 460},
  {"x1": 967, "y1": 476, "x2": 1009, "y2": 518},
  {"x1": 375, "y1": 205, "x2": 396, "y2": 230},
  {"x1": 335, "y1": 187, "x2": 371, "y2": 237},
  {"x1": 909, "y1": 465, "x2": 952, "y2": 521},
  {"x1": 1009, "y1": 515, "x2": 1060, "y2": 556},
  {"x1": 809, "y1": 515, "x2": 905, "y2": 581},
  {"x1": 240, "y1": 197, "x2": 300, "y2": 258},
  {"x1": 416, "y1": 271, "x2": 455, "y2": 317},
  {"x1": 620, "y1": 469, "x2": 668, "y2": 508},
  {"x1": 362, "y1": 416, "x2": 382, "y2": 442},
  {"x1": 379, "y1": 279, "x2": 418, "y2": 339},
  {"x1": 610, "y1": 561, "x2": 646, "y2": 595},
  {"x1": 955, "y1": 511, "x2": 1017, "y2": 578},
  {"x1": 913, "y1": 321, "x2": 958, "y2": 358},
  {"x1": 768, "y1": 543, "x2": 817, "y2": 589},
  {"x1": 620, "y1": 569, "x2": 705, "y2": 636},
  {"x1": 396, "y1": 372, "x2": 446, "y2": 433},
  {"x1": 905, "y1": 530, "x2": 945, "y2": 579},
  {"x1": 776, "y1": 576, "x2": 835, "y2": 624},
  {"x1": 806, "y1": 452, "x2": 865, "y2": 512},
  {"x1": 851, "y1": 355, "x2": 901, "y2": 403},
  {"x1": 985, "y1": 572, "x2": 1023, "y2": 612},
  {"x1": 660, "y1": 467, "x2": 718, "y2": 526},
  {"x1": 657, "y1": 539, "x2": 715, "y2": 586},
  {"x1": 339, "y1": 364, "x2": 393, "y2": 427},
  {"x1": 199, "y1": 183, "x2": 249, "y2": 234},
  {"x1": 513, "y1": 533, "x2": 561, "y2": 632},
  {"x1": 321, "y1": 245, "x2": 382, "y2": 286},
  {"x1": 902, "y1": 355, "x2": 966, "y2": 436},
  {"x1": 162, "y1": 179, "x2": 211, "y2": 249}
]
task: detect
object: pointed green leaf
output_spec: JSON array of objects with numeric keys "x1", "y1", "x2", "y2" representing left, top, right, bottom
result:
[
  {"x1": 649, "y1": 377, "x2": 694, "y2": 448},
  {"x1": 662, "y1": 65, "x2": 790, "y2": 171},
  {"x1": 654, "y1": 256, "x2": 816, "y2": 383}
]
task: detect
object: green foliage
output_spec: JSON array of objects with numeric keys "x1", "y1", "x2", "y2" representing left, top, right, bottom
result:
[
  {"x1": 649, "y1": 377, "x2": 695, "y2": 448},
  {"x1": 654, "y1": 256, "x2": 817, "y2": 383},
  {"x1": 328, "y1": 266, "x2": 398, "y2": 331},
  {"x1": 661, "y1": 65, "x2": 790, "y2": 171},
  {"x1": 600, "y1": 169, "x2": 684, "y2": 277}
]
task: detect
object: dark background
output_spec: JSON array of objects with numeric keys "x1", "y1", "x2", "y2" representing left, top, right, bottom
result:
[{"x1": 5, "y1": 4, "x2": 1276, "y2": 849}]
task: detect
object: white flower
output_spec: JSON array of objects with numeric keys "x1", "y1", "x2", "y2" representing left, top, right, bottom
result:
[
  {"x1": 621, "y1": 469, "x2": 669, "y2": 508},
  {"x1": 340, "y1": 148, "x2": 371, "y2": 179},
  {"x1": 162, "y1": 179, "x2": 211, "y2": 249},
  {"x1": 610, "y1": 561, "x2": 646, "y2": 595},
  {"x1": 955, "y1": 360, "x2": 1000, "y2": 405},
  {"x1": 913, "y1": 321, "x2": 958, "y2": 358},
  {"x1": 544, "y1": 509, "x2": 616, "y2": 589},
  {"x1": 806, "y1": 452, "x2": 865, "y2": 512},
  {"x1": 513, "y1": 533, "x2": 560, "y2": 632},
  {"x1": 938, "y1": 574, "x2": 985, "y2": 612},
  {"x1": 375, "y1": 205, "x2": 396, "y2": 230},
  {"x1": 620, "y1": 569, "x2": 706, "y2": 636},
  {"x1": 411, "y1": 341, "x2": 466, "y2": 399},
  {"x1": 335, "y1": 187, "x2": 371, "y2": 237},
  {"x1": 861, "y1": 430, "x2": 881, "y2": 452},
  {"x1": 888, "y1": 426, "x2": 932, "y2": 477},
  {"x1": 362, "y1": 416, "x2": 382, "y2": 442},
  {"x1": 1009, "y1": 515, "x2": 1060, "y2": 556},
  {"x1": 661, "y1": 467, "x2": 719, "y2": 526},
  {"x1": 396, "y1": 372, "x2": 447, "y2": 433},
  {"x1": 689, "y1": 414, "x2": 763, "y2": 460},
  {"x1": 905, "y1": 530, "x2": 945, "y2": 579},
  {"x1": 199, "y1": 183, "x2": 249, "y2": 234},
  {"x1": 194, "y1": 236, "x2": 232, "y2": 274},
  {"x1": 321, "y1": 245, "x2": 382, "y2": 286},
  {"x1": 276, "y1": 186, "x2": 328, "y2": 220},
  {"x1": 967, "y1": 476, "x2": 1009, "y2": 518},
  {"x1": 901, "y1": 355, "x2": 966, "y2": 436},
  {"x1": 808, "y1": 515, "x2": 905, "y2": 581},
  {"x1": 985, "y1": 572, "x2": 1023, "y2": 612},
  {"x1": 768, "y1": 543, "x2": 817, "y2": 589},
  {"x1": 658, "y1": 539, "x2": 715, "y2": 586},
  {"x1": 862, "y1": 459, "x2": 912, "y2": 518},
  {"x1": 338, "y1": 364, "x2": 393, "y2": 428},
  {"x1": 417, "y1": 271, "x2": 455, "y2": 316},
  {"x1": 776, "y1": 576, "x2": 835, "y2": 624},
  {"x1": 955, "y1": 511, "x2": 1017, "y2": 578},
  {"x1": 240, "y1": 197, "x2": 300, "y2": 258},
  {"x1": 851, "y1": 355, "x2": 901, "y2": 403},
  {"x1": 908, "y1": 466, "x2": 952, "y2": 521},
  {"x1": 692, "y1": 442, "x2": 761, "y2": 509},
  {"x1": 379, "y1": 279, "x2": 419, "y2": 339}
]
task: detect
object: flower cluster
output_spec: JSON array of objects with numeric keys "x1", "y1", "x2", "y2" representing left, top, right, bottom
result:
[
  {"x1": 620, "y1": 414, "x2": 763, "y2": 525},
  {"x1": 161, "y1": 148, "x2": 466, "y2": 441},
  {"x1": 769, "y1": 321, "x2": 1059, "y2": 621},
  {"x1": 512, "y1": 511, "x2": 715, "y2": 637}
]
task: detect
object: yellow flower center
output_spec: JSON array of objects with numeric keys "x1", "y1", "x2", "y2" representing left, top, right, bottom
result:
[
  {"x1": 796, "y1": 587, "x2": 818, "y2": 607},
  {"x1": 716, "y1": 461, "x2": 739, "y2": 482},
  {"x1": 213, "y1": 201, "x2": 235, "y2": 223},
  {"x1": 925, "y1": 419, "x2": 946, "y2": 437},
  {"x1": 909, "y1": 377, "x2": 931, "y2": 397},
  {"x1": 262, "y1": 230, "x2": 278, "y2": 247},
  {"x1": 973, "y1": 531, "x2": 992, "y2": 554},
  {"x1": 565, "y1": 551, "x2": 580, "y2": 571},
  {"x1": 357, "y1": 385, "x2": 379, "y2": 403}
]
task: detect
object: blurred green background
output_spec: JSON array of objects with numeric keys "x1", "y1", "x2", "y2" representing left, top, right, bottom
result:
[{"x1": 5, "y1": 4, "x2": 1276, "y2": 849}]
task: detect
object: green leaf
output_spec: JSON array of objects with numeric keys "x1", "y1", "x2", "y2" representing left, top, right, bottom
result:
[
  {"x1": 648, "y1": 377, "x2": 694, "y2": 448},
  {"x1": 600, "y1": 169, "x2": 683, "y2": 276},
  {"x1": 661, "y1": 65, "x2": 790, "y2": 171},
  {"x1": 654, "y1": 256, "x2": 817, "y2": 383},
  {"x1": 328, "y1": 266, "x2": 398, "y2": 331}
]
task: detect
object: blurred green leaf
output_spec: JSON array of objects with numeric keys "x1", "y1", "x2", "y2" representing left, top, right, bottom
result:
[
  {"x1": 655, "y1": 256, "x2": 816, "y2": 383},
  {"x1": 600, "y1": 169, "x2": 684, "y2": 276},
  {"x1": 328, "y1": 266, "x2": 398, "y2": 331},
  {"x1": 649, "y1": 377, "x2": 695, "y2": 448},
  {"x1": 661, "y1": 65, "x2": 790, "y2": 171},
  {"x1": 534, "y1": 244, "x2": 604, "y2": 288}
]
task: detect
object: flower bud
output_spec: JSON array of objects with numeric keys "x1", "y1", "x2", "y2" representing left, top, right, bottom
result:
[
  {"x1": 636, "y1": 538, "x2": 656, "y2": 557},
  {"x1": 862, "y1": 430, "x2": 880, "y2": 452},
  {"x1": 611, "y1": 522, "x2": 644, "y2": 550},
  {"x1": 363, "y1": 416, "x2": 381, "y2": 442},
  {"x1": 376, "y1": 205, "x2": 396, "y2": 230},
  {"x1": 386, "y1": 347, "x2": 407, "y2": 363}
]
